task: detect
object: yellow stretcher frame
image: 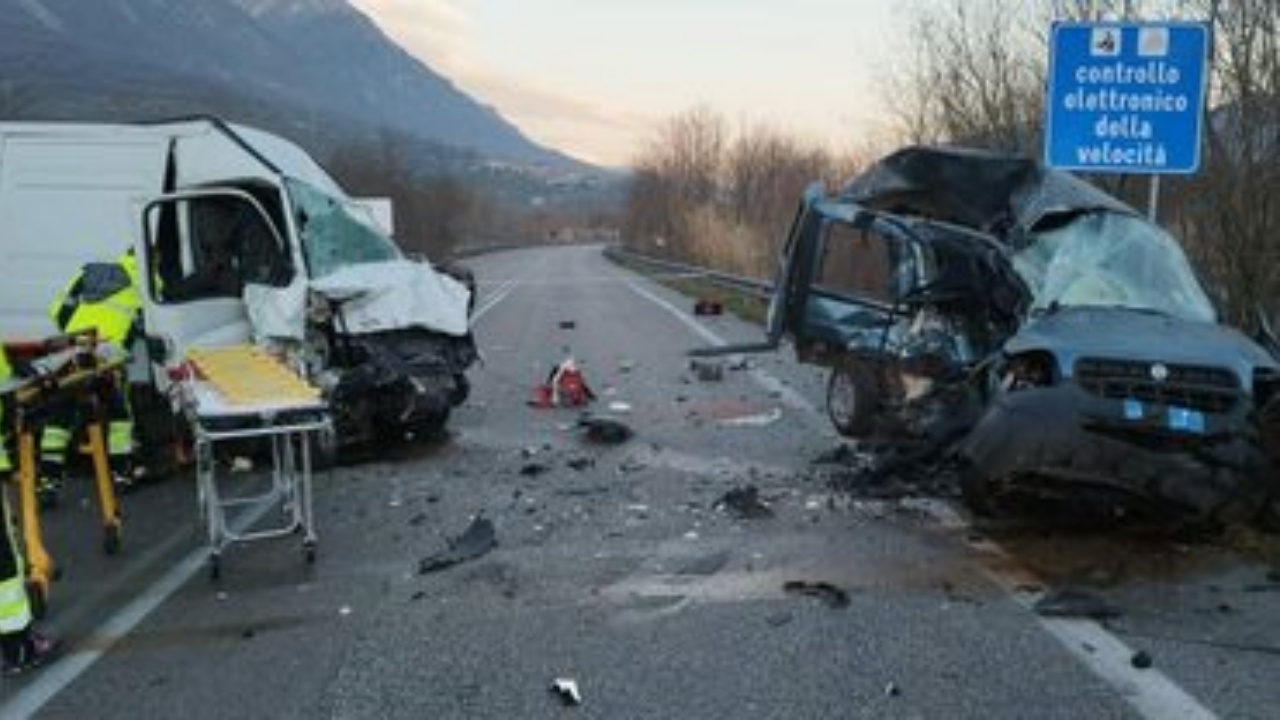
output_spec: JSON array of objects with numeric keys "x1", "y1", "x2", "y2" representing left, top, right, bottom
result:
[
  {"x1": 2, "y1": 342, "x2": 124, "y2": 616},
  {"x1": 179, "y1": 346, "x2": 331, "y2": 579}
]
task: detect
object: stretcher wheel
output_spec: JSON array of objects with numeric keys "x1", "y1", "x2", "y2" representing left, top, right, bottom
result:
[
  {"x1": 208, "y1": 556, "x2": 221, "y2": 581},
  {"x1": 304, "y1": 543, "x2": 316, "y2": 564},
  {"x1": 102, "y1": 525, "x2": 122, "y2": 556}
]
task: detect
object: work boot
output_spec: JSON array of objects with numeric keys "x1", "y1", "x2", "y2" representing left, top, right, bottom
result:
[
  {"x1": 1, "y1": 629, "x2": 60, "y2": 675},
  {"x1": 111, "y1": 472, "x2": 135, "y2": 493},
  {"x1": 36, "y1": 477, "x2": 62, "y2": 509}
]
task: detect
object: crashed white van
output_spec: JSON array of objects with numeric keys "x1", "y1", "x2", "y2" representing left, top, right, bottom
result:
[{"x1": 0, "y1": 117, "x2": 477, "y2": 459}]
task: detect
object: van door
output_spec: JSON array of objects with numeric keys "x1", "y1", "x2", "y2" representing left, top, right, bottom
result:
[
  {"x1": 139, "y1": 188, "x2": 293, "y2": 368},
  {"x1": 788, "y1": 207, "x2": 920, "y2": 364}
]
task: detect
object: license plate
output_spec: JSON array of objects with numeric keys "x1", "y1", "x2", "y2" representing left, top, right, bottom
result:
[
  {"x1": 1123, "y1": 399, "x2": 1144, "y2": 420},
  {"x1": 1167, "y1": 406, "x2": 1206, "y2": 434}
]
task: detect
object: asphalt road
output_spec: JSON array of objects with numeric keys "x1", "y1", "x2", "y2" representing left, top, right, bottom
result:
[{"x1": 1, "y1": 244, "x2": 1276, "y2": 719}]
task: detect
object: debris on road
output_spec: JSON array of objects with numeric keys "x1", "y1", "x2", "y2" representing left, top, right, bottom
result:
[
  {"x1": 782, "y1": 580, "x2": 851, "y2": 609},
  {"x1": 715, "y1": 486, "x2": 774, "y2": 519},
  {"x1": 618, "y1": 359, "x2": 635, "y2": 374},
  {"x1": 550, "y1": 677, "x2": 582, "y2": 706},
  {"x1": 1130, "y1": 650, "x2": 1154, "y2": 669},
  {"x1": 578, "y1": 415, "x2": 633, "y2": 445},
  {"x1": 530, "y1": 357, "x2": 596, "y2": 408},
  {"x1": 418, "y1": 516, "x2": 497, "y2": 575},
  {"x1": 558, "y1": 320, "x2": 577, "y2": 330},
  {"x1": 718, "y1": 408, "x2": 782, "y2": 428},
  {"x1": 519, "y1": 463, "x2": 550, "y2": 477},
  {"x1": 607, "y1": 401, "x2": 632, "y2": 414},
  {"x1": 566, "y1": 457, "x2": 595, "y2": 472},
  {"x1": 690, "y1": 359, "x2": 724, "y2": 382},
  {"x1": 884, "y1": 682, "x2": 901, "y2": 698},
  {"x1": 1032, "y1": 588, "x2": 1122, "y2": 620},
  {"x1": 693, "y1": 299, "x2": 723, "y2": 316}
]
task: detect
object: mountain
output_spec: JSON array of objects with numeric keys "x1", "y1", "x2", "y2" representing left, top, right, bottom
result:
[{"x1": 0, "y1": 0, "x2": 578, "y2": 169}]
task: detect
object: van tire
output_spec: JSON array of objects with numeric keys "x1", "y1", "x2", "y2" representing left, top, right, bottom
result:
[{"x1": 826, "y1": 365, "x2": 878, "y2": 438}]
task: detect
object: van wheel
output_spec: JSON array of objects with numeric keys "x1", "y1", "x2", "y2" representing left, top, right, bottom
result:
[{"x1": 826, "y1": 365, "x2": 878, "y2": 438}]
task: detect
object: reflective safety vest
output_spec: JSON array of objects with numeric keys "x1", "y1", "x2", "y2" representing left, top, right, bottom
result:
[
  {"x1": 49, "y1": 250, "x2": 142, "y2": 348},
  {"x1": 0, "y1": 343, "x2": 10, "y2": 474}
]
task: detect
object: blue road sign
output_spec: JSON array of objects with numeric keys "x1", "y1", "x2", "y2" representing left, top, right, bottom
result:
[{"x1": 1045, "y1": 22, "x2": 1210, "y2": 174}]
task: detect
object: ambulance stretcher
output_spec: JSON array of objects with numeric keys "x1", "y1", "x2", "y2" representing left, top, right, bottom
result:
[{"x1": 177, "y1": 345, "x2": 331, "y2": 579}]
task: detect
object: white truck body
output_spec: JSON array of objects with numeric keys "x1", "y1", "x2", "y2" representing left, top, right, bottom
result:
[{"x1": 0, "y1": 119, "x2": 475, "y2": 450}]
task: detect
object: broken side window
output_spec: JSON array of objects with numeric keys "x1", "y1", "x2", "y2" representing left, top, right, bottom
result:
[{"x1": 816, "y1": 220, "x2": 902, "y2": 305}]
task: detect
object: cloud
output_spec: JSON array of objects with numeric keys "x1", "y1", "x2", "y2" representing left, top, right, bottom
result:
[{"x1": 349, "y1": 0, "x2": 643, "y2": 165}]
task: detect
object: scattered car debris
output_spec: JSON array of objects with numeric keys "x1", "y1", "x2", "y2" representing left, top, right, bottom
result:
[
  {"x1": 1032, "y1": 588, "x2": 1122, "y2": 620},
  {"x1": 566, "y1": 457, "x2": 595, "y2": 472},
  {"x1": 558, "y1": 320, "x2": 577, "y2": 330},
  {"x1": 812, "y1": 444, "x2": 864, "y2": 466},
  {"x1": 1130, "y1": 650, "x2": 1154, "y2": 670},
  {"x1": 693, "y1": 299, "x2": 723, "y2": 316},
  {"x1": 618, "y1": 359, "x2": 636, "y2": 374},
  {"x1": 715, "y1": 486, "x2": 774, "y2": 519},
  {"x1": 607, "y1": 401, "x2": 633, "y2": 414},
  {"x1": 519, "y1": 463, "x2": 550, "y2": 477},
  {"x1": 578, "y1": 415, "x2": 634, "y2": 445},
  {"x1": 418, "y1": 516, "x2": 497, "y2": 575},
  {"x1": 550, "y1": 678, "x2": 582, "y2": 706},
  {"x1": 690, "y1": 359, "x2": 724, "y2": 382},
  {"x1": 782, "y1": 580, "x2": 851, "y2": 609},
  {"x1": 718, "y1": 408, "x2": 783, "y2": 428},
  {"x1": 884, "y1": 682, "x2": 901, "y2": 698}
]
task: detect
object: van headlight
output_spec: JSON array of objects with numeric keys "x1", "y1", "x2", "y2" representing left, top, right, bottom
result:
[{"x1": 1000, "y1": 352, "x2": 1058, "y2": 391}]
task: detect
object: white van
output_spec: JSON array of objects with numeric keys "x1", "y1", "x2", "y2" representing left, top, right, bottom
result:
[{"x1": 0, "y1": 117, "x2": 477, "y2": 461}]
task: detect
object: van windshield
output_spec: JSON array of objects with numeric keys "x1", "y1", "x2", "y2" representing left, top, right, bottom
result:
[
  {"x1": 1013, "y1": 211, "x2": 1217, "y2": 323},
  {"x1": 286, "y1": 178, "x2": 402, "y2": 279}
]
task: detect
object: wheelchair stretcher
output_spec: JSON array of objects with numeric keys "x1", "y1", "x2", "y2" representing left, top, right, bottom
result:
[{"x1": 177, "y1": 345, "x2": 331, "y2": 579}]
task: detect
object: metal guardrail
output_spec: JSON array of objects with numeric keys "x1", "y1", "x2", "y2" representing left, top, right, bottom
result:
[{"x1": 604, "y1": 247, "x2": 774, "y2": 299}]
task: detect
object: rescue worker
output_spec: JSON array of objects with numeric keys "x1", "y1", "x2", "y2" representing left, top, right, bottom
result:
[
  {"x1": 38, "y1": 248, "x2": 142, "y2": 506},
  {"x1": 0, "y1": 342, "x2": 59, "y2": 673}
]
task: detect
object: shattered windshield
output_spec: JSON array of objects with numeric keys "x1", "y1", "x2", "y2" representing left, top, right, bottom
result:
[
  {"x1": 286, "y1": 178, "x2": 402, "y2": 279},
  {"x1": 1013, "y1": 211, "x2": 1216, "y2": 323}
]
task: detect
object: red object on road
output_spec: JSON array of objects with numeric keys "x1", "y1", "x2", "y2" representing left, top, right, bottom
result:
[{"x1": 529, "y1": 357, "x2": 595, "y2": 409}]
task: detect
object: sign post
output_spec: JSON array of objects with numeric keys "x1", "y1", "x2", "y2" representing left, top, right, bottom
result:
[{"x1": 1045, "y1": 22, "x2": 1211, "y2": 218}]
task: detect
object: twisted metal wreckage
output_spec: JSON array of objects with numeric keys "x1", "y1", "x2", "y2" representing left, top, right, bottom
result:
[{"x1": 715, "y1": 146, "x2": 1280, "y2": 524}]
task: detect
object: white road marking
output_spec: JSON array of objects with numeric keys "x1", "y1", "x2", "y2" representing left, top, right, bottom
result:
[
  {"x1": 472, "y1": 279, "x2": 519, "y2": 321},
  {"x1": 0, "y1": 502, "x2": 274, "y2": 718},
  {"x1": 621, "y1": 280, "x2": 818, "y2": 415},
  {"x1": 620, "y1": 261, "x2": 1218, "y2": 720}
]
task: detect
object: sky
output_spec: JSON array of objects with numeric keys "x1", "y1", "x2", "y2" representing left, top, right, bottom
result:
[{"x1": 349, "y1": 0, "x2": 902, "y2": 167}]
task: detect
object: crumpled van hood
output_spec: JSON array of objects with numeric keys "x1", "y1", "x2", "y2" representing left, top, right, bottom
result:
[{"x1": 246, "y1": 259, "x2": 471, "y2": 341}]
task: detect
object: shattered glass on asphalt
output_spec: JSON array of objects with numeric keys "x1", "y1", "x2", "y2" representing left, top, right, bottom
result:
[{"x1": 1014, "y1": 211, "x2": 1217, "y2": 324}]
